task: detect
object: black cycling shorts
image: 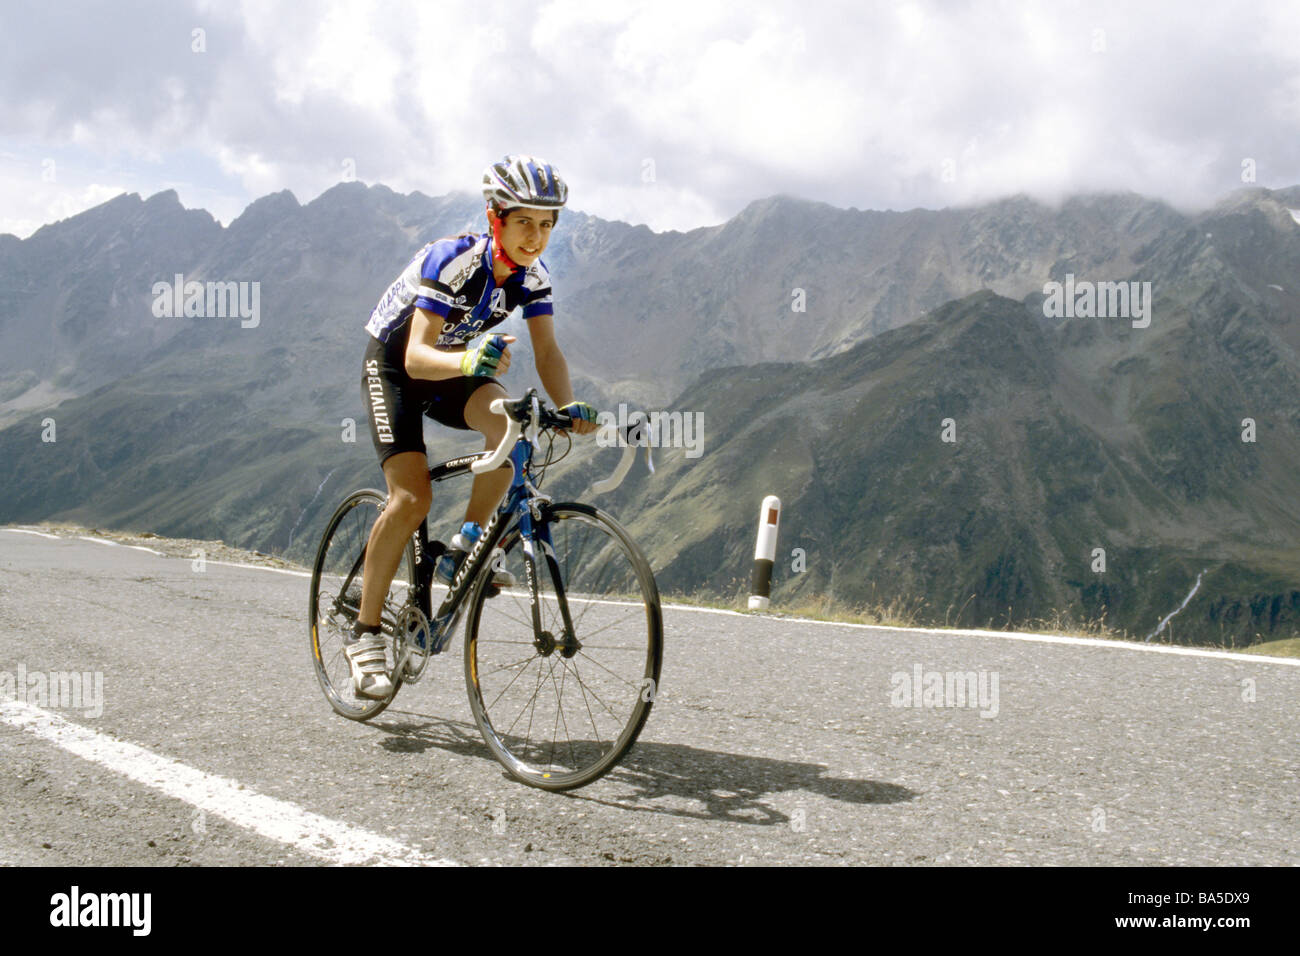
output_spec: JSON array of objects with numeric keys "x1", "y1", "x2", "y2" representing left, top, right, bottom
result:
[{"x1": 361, "y1": 332, "x2": 498, "y2": 466}]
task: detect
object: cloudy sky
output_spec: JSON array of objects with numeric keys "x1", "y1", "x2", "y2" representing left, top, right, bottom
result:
[{"x1": 2, "y1": 0, "x2": 1298, "y2": 238}]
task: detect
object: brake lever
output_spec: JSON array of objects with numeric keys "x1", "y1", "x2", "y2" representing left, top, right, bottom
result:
[{"x1": 526, "y1": 391, "x2": 541, "y2": 446}]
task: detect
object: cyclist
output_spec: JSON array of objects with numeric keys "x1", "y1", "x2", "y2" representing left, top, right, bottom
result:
[{"x1": 347, "y1": 154, "x2": 598, "y2": 699}]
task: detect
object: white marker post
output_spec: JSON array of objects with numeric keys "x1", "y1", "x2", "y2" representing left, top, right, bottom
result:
[{"x1": 748, "y1": 496, "x2": 781, "y2": 610}]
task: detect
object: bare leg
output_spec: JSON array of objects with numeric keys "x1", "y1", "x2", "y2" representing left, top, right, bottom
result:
[
  {"x1": 462, "y1": 382, "x2": 512, "y2": 526},
  {"x1": 357, "y1": 451, "x2": 431, "y2": 628}
]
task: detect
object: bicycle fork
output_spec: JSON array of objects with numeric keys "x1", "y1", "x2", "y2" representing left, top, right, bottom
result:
[{"x1": 520, "y1": 516, "x2": 581, "y2": 659}]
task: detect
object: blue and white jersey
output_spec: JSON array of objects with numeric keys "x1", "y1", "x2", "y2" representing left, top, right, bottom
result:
[{"x1": 364, "y1": 233, "x2": 554, "y2": 347}]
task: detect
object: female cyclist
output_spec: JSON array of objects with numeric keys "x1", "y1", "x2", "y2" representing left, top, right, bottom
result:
[{"x1": 348, "y1": 154, "x2": 597, "y2": 698}]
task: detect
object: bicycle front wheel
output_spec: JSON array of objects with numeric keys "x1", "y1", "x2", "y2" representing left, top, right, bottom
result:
[
  {"x1": 309, "y1": 489, "x2": 413, "y2": 721},
  {"x1": 464, "y1": 503, "x2": 663, "y2": 791}
]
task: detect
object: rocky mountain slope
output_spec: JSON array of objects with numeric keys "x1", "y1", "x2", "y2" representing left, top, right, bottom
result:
[{"x1": 3, "y1": 183, "x2": 1299, "y2": 645}]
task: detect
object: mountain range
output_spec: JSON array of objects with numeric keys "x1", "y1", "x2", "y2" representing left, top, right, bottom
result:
[{"x1": 3, "y1": 181, "x2": 1300, "y2": 645}]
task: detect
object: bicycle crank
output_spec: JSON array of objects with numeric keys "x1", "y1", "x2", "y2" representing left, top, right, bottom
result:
[{"x1": 396, "y1": 604, "x2": 433, "y2": 682}]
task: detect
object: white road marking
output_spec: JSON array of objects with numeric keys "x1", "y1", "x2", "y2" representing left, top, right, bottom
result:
[
  {"x1": 16, "y1": 529, "x2": 1296, "y2": 667},
  {"x1": 205, "y1": 560, "x2": 311, "y2": 578},
  {"x1": 0, "y1": 698, "x2": 460, "y2": 867},
  {"x1": 182, "y1": 556, "x2": 1300, "y2": 667},
  {"x1": 726, "y1": 609, "x2": 1300, "y2": 667},
  {"x1": 663, "y1": 601, "x2": 746, "y2": 616},
  {"x1": 494, "y1": 593, "x2": 1297, "y2": 665},
  {"x1": 6, "y1": 530, "x2": 161, "y2": 555},
  {"x1": 3, "y1": 528, "x2": 61, "y2": 540}
]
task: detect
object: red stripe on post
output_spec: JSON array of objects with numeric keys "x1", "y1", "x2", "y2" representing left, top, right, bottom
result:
[{"x1": 767, "y1": 508, "x2": 778, "y2": 525}]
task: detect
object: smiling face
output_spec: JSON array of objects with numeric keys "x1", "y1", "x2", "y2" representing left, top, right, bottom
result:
[{"x1": 494, "y1": 208, "x2": 556, "y2": 266}]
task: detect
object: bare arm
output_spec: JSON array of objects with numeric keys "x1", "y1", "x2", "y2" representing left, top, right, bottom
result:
[
  {"x1": 528, "y1": 314, "x2": 596, "y2": 434},
  {"x1": 404, "y1": 307, "x2": 467, "y2": 380},
  {"x1": 528, "y1": 314, "x2": 574, "y2": 405}
]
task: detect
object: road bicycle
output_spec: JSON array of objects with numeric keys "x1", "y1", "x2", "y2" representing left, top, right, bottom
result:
[{"x1": 308, "y1": 389, "x2": 662, "y2": 791}]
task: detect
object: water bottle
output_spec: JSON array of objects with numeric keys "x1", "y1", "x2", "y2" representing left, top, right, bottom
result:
[{"x1": 435, "y1": 521, "x2": 482, "y2": 584}]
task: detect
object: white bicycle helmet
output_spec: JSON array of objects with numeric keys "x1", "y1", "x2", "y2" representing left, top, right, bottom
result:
[{"x1": 481, "y1": 154, "x2": 568, "y2": 213}]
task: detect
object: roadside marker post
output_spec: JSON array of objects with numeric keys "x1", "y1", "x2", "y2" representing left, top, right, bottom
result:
[{"x1": 748, "y1": 495, "x2": 781, "y2": 610}]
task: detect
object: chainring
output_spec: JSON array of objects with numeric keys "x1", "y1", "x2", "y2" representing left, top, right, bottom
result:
[{"x1": 395, "y1": 604, "x2": 433, "y2": 683}]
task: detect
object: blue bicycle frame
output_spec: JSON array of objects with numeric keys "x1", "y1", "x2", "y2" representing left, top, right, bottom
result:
[{"x1": 415, "y1": 438, "x2": 565, "y2": 656}]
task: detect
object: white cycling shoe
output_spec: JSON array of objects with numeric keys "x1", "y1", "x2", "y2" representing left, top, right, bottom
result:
[{"x1": 343, "y1": 632, "x2": 394, "y2": 700}]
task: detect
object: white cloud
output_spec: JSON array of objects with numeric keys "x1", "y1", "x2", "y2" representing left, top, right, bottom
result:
[{"x1": 1, "y1": 0, "x2": 1298, "y2": 236}]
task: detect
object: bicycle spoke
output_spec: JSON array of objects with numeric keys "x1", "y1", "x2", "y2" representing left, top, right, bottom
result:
[
  {"x1": 563, "y1": 655, "x2": 612, "y2": 744},
  {"x1": 501, "y1": 659, "x2": 547, "y2": 740},
  {"x1": 545, "y1": 656, "x2": 579, "y2": 772},
  {"x1": 480, "y1": 653, "x2": 541, "y2": 681},
  {"x1": 518, "y1": 660, "x2": 548, "y2": 760},
  {"x1": 310, "y1": 491, "x2": 414, "y2": 722},
  {"x1": 560, "y1": 613, "x2": 639, "y2": 644},
  {"x1": 483, "y1": 606, "x2": 535, "y2": 631},
  {"x1": 561, "y1": 654, "x2": 623, "y2": 727},
  {"x1": 485, "y1": 654, "x2": 541, "y2": 712},
  {"x1": 466, "y1": 504, "x2": 660, "y2": 789},
  {"x1": 574, "y1": 648, "x2": 645, "y2": 694}
]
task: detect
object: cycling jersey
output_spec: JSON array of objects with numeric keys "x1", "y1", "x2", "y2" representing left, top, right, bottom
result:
[{"x1": 364, "y1": 233, "x2": 553, "y2": 347}]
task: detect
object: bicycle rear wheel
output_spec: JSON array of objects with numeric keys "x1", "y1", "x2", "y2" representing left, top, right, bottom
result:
[
  {"x1": 464, "y1": 503, "x2": 663, "y2": 791},
  {"x1": 309, "y1": 489, "x2": 412, "y2": 720}
]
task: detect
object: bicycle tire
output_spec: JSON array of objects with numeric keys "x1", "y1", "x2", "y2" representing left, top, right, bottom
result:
[
  {"x1": 309, "y1": 489, "x2": 411, "y2": 721},
  {"x1": 464, "y1": 502, "x2": 663, "y2": 790}
]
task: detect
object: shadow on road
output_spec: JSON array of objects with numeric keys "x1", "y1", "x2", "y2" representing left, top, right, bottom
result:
[{"x1": 373, "y1": 710, "x2": 917, "y2": 825}]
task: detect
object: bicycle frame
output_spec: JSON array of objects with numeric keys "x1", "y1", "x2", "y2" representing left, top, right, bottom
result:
[{"x1": 412, "y1": 437, "x2": 572, "y2": 656}]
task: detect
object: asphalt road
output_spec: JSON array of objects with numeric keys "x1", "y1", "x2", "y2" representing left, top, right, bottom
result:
[{"x1": 2, "y1": 528, "x2": 1297, "y2": 866}]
